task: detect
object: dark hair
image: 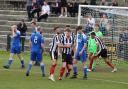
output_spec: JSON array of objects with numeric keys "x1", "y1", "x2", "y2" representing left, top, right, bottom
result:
[
  {"x1": 21, "y1": 19, "x2": 24, "y2": 22},
  {"x1": 65, "y1": 28, "x2": 71, "y2": 32},
  {"x1": 95, "y1": 23, "x2": 100, "y2": 27},
  {"x1": 53, "y1": 26, "x2": 59, "y2": 31},
  {"x1": 91, "y1": 32, "x2": 96, "y2": 36},
  {"x1": 31, "y1": 21, "x2": 36, "y2": 25},
  {"x1": 76, "y1": 26, "x2": 82, "y2": 31},
  {"x1": 66, "y1": 25, "x2": 70, "y2": 27}
]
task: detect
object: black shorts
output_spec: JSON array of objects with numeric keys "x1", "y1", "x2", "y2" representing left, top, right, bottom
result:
[
  {"x1": 60, "y1": 1, "x2": 67, "y2": 7},
  {"x1": 71, "y1": 50, "x2": 74, "y2": 56},
  {"x1": 98, "y1": 49, "x2": 108, "y2": 58},
  {"x1": 50, "y1": 51, "x2": 58, "y2": 60},
  {"x1": 62, "y1": 53, "x2": 73, "y2": 64}
]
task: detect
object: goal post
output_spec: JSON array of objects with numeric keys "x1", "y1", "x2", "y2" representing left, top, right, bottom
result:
[
  {"x1": 78, "y1": 5, "x2": 128, "y2": 26},
  {"x1": 78, "y1": 5, "x2": 128, "y2": 61}
]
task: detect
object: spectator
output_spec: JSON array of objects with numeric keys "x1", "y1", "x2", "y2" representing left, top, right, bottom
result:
[
  {"x1": 51, "y1": 0, "x2": 61, "y2": 16},
  {"x1": 68, "y1": 1, "x2": 77, "y2": 17},
  {"x1": 37, "y1": 0, "x2": 44, "y2": 6},
  {"x1": 26, "y1": 0, "x2": 33, "y2": 21},
  {"x1": 17, "y1": 19, "x2": 27, "y2": 52},
  {"x1": 59, "y1": 0, "x2": 68, "y2": 17},
  {"x1": 100, "y1": 0, "x2": 108, "y2": 6},
  {"x1": 112, "y1": 0, "x2": 118, "y2": 6},
  {"x1": 83, "y1": 0, "x2": 88, "y2": 5},
  {"x1": 37, "y1": 2, "x2": 50, "y2": 22},
  {"x1": 99, "y1": 14, "x2": 109, "y2": 35},
  {"x1": 31, "y1": 0, "x2": 41, "y2": 20},
  {"x1": 84, "y1": 15, "x2": 95, "y2": 34},
  {"x1": 90, "y1": 0, "x2": 97, "y2": 5}
]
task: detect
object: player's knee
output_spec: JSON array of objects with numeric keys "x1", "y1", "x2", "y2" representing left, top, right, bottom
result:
[
  {"x1": 40, "y1": 62, "x2": 44, "y2": 66},
  {"x1": 29, "y1": 61, "x2": 33, "y2": 65},
  {"x1": 52, "y1": 60, "x2": 57, "y2": 65},
  {"x1": 73, "y1": 59, "x2": 77, "y2": 64}
]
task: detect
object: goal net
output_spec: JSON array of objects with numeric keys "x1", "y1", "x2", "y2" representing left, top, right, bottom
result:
[{"x1": 78, "y1": 5, "x2": 128, "y2": 61}]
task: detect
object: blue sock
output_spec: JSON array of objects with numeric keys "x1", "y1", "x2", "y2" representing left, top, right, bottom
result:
[
  {"x1": 83, "y1": 66, "x2": 87, "y2": 77},
  {"x1": 8, "y1": 59, "x2": 13, "y2": 67},
  {"x1": 73, "y1": 64, "x2": 77, "y2": 75},
  {"x1": 21, "y1": 60, "x2": 25, "y2": 66},
  {"x1": 27, "y1": 63, "x2": 32, "y2": 73},
  {"x1": 40, "y1": 63, "x2": 45, "y2": 75}
]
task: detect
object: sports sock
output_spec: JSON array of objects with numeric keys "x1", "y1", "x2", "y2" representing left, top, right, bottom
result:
[
  {"x1": 27, "y1": 63, "x2": 32, "y2": 73},
  {"x1": 89, "y1": 58, "x2": 94, "y2": 70},
  {"x1": 8, "y1": 58, "x2": 13, "y2": 67},
  {"x1": 50, "y1": 64, "x2": 56, "y2": 75},
  {"x1": 83, "y1": 65, "x2": 87, "y2": 77},
  {"x1": 21, "y1": 59, "x2": 25, "y2": 66},
  {"x1": 66, "y1": 65, "x2": 71, "y2": 73},
  {"x1": 40, "y1": 63, "x2": 45, "y2": 75},
  {"x1": 73, "y1": 64, "x2": 77, "y2": 75},
  {"x1": 60, "y1": 67, "x2": 65, "y2": 77}
]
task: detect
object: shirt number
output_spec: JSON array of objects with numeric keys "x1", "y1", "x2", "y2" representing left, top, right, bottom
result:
[{"x1": 34, "y1": 36, "x2": 38, "y2": 44}]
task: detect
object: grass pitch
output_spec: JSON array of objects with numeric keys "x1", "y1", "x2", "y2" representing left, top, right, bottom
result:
[{"x1": 0, "y1": 51, "x2": 128, "y2": 89}]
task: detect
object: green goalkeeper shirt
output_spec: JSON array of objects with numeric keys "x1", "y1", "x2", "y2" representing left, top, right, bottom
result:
[{"x1": 88, "y1": 31, "x2": 103, "y2": 54}]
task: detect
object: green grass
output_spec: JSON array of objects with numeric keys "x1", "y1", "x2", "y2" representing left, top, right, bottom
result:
[{"x1": 0, "y1": 51, "x2": 128, "y2": 89}]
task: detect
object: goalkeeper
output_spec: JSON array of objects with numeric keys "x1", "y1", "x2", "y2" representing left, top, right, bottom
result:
[{"x1": 88, "y1": 24, "x2": 103, "y2": 71}]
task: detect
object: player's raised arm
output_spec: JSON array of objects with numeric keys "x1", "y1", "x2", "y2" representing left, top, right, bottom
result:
[{"x1": 11, "y1": 25, "x2": 17, "y2": 37}]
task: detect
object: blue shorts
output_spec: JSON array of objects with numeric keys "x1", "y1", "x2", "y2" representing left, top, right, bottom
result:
[
  {"x1": 30, "y1": 51, "x2": 42, "y2": 62},
  {"x1": 10, "y1": 46, "x2": 21, "y2": 54},
  {"x1": 75, "y1": 51, "x2": 87, "y2": 62}
]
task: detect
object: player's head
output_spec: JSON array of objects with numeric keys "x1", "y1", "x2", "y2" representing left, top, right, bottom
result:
[
  {"x1": 31, "y1": 20, "x2": 36, "y2": 27},
  {"x1": 21, "y1": 19, "x2": 25, "y2": 24},
  {"x1": 90, "y1": 32, "x2": 96, "y2": 39},
  {"x1": 11, "y1": 25, "x2": 17, "y2": 32},
  {"x1": 54, "y1": 26, "x2": 60, "y2": 34},
  {"x1": 76, "y1": 26, "x2": 83, "y2": 34},
  {"x1": 94, "y1": 23, "x2": 100, "y2": 32},
  {"x1": 32, "y1": 0, "x2": 36, "y2": 3},
  {"x1": 64, "y1": 25, "x2": 70, "y2": 32},
  {"x1": 65, "y1": 28, "x2": 71, "y2": 38},
  {"x1": 102, "y1": 14, "x2": 107, "y2": 18},
  {"x1": 37, "y1": 26, "x2": 43, "y2": 34},
  {"x1": 44, "y1": 1, "x2": 48, "y2": 5},
  {"x1": 88, "y1": 14, "x2": 92, "y2": 19}
]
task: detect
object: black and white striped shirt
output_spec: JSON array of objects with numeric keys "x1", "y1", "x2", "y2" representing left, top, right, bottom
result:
[
  {"x1": 50, "y1": 34, "x2": 60, "y2": 52},
  {"x1": 94, "y1": 36, "x2": 106, "y2": 53},
  {"x1": 61, "y1": 35, "x2": 74, "y2": 54},
  {"x1": 61, "y1": 32, "x2": 75, "y2": 40}
]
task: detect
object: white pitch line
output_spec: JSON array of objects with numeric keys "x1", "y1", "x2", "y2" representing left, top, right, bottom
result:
[
  {"x1": 0, "y1": 68, "x2": 128, "y2": 85},
  {"x1": 90, "y1": 78, "x2": 128, "y2": 85}
]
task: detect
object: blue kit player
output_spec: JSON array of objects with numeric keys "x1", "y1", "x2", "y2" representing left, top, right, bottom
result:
[
  {"x1": 71, "y1": 26, "x2": 88, "y2": 80},
  {"x1": 3, "y1": 25, "x2": 25, "y2": 69},
  {"x1": 26, "y1": 29, "x2": 45, "y2": 77}
]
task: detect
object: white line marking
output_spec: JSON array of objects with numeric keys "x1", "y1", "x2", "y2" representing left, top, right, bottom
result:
[
  {"x1": 0, "y1": 69, "x2": 128, "y2": 85},
  {"x1": 90, "y1": 78, "x2": 128, "y2": 85}
]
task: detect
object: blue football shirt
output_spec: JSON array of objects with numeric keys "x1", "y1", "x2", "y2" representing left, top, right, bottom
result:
[
  {"x1": 11, "y1": 30, "x2": 21, "y2": 47},
  {"x1": 76, "y1": 33, "x2": 87, "y2": 52},
  {"x1": 31, "y1": 32, "x2": 44, "y2": 52}
]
